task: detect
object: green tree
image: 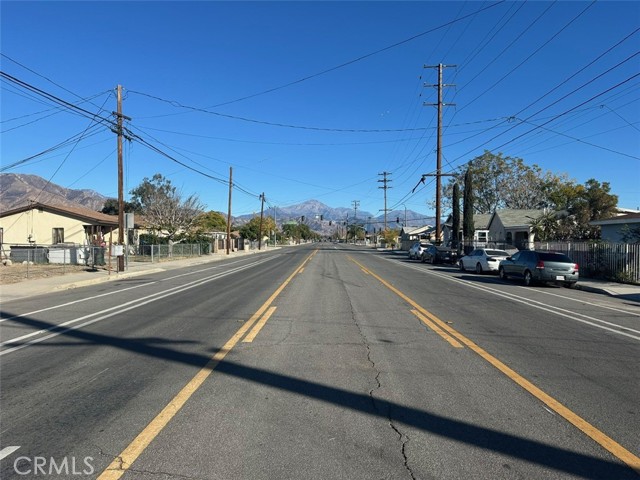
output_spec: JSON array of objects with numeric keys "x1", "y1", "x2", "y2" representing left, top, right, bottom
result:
[
  {"x1": 381, "y1": 228, "x2": 400, "y2": 248},
  {"x1": 195, "y1": 211, "x2": 227, "y2": 232},
  {"x1": 462, "y1": 167, "x2": 474, "y2": 245},
  {"x1": 570, "y1": 179, "x2": 618, "y2": 239},
  {"x1": 441, "y1": 151, "x2": 566, "y2": 214},
  {"x1": 100, "y1": 198, "x2": 141, "y2": 215},
  {"x1": 129, "y1": 173, "x2": 205, "y2": 241},
  {"x1": 451, "y1": 182, "x2": 460, "y2": 251},
  {"x1": 239, "y1": 216, "x2": 276, "y2": 242}
]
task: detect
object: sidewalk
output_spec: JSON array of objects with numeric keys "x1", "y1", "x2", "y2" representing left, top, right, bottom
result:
[
  {"x1": 1, "y1": 248, "x2": 639, "y2": 304},
  {"x1": 0, "y1": 248, "x2": 267, "y2": 303}
]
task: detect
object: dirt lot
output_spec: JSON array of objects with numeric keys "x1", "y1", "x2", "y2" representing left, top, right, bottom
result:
[{"x1": 0, "y1": 263, "x2": 104, "y2": 285}]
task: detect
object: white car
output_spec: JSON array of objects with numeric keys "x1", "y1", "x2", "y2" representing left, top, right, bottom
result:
[
  {"x1": 459, "y1": 248, "x2": 510, "y2": 274},
  {"x1": 408, "y1": 241, "x2": 431, "y2": 260}
]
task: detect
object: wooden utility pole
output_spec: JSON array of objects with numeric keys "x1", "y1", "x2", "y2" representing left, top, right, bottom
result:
[
  {"x1": 258, "y1": 193, "x2": 265, "y2": 250},
  {"x1": 115, "y1": 85, "x2": 128, "y2": 272},
  {"x1": 378, "y1": 172, "x2": 392, "y2": 231},
  {"x1": 226, "y1": 167, "x2": 233, "y2": 255},
  {"x1": 424, "y1": 64, "x2": 455, "y2": 244}
]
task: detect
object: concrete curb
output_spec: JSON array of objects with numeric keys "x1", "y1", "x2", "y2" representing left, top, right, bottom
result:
[{"x1": 51, "y1": 268, "x2": 165, "y2": 292}]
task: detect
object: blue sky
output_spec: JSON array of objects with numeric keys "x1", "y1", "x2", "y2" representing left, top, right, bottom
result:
[{"x1": 2, "y1": 1, "x2": 639, "y2": 219}]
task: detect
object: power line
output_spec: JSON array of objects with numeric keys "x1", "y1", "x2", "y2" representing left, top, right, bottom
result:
[
  {"x1": 203, "y1": 1, "x2": 506, "y2": 109},
  {"x1": 0, "y1": 71, "x2": 116, "y2": 129}
]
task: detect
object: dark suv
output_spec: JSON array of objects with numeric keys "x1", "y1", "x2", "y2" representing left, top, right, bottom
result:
[{"x1": 498, "y1": 250, "x2": 579, "y2": 287}]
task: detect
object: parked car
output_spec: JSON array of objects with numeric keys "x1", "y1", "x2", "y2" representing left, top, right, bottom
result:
[
  {"x1": 459, "y1": 248, "x2": 510, "y2": 274},
  {"x1": 498, "y1": 250, "x2": 579, "y2": 287},
  {"x1": 421, "y1": 245, "x2": 458, "y2": 264},
  {"x1": 408, "y1": 241, "x2": 431, "y2": 260}
]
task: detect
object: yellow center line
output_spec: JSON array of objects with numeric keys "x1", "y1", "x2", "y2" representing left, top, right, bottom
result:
[
  {"x1": 298, "y1": 267, "x2": 305, "y2": 274},
  {"x1": 348, "y1": 256, "x2": 640, "y2": 474},
  {"x1": 243, "y1": 306, "x2": 277, "y2": 343},
  {"x1": 411, "y1": 309, "x2": 463, "y2": 348},
  {"x1": 98, "y1": 250, "x2": 317, "y2": 480}
]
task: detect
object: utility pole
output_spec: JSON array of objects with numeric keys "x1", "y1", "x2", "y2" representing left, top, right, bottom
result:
[
  {"x1": 424, "y1": 64, "x2": 455, "y2": 244},
  {"x1": 114, "y1": 85, "x2": 131, "y2": 272},
  {"x1": 378, "y1": 172, "x2": 392, "y2": 231},
  {"x1": 258, "y1": 193, "x2": 265, "y2": 250},
  {"x1": 352, "y1": 200, "x2": 359, "y2": 244},
  {"x1": 226, "y1": 167, "x2": 233, "y2": 255}
]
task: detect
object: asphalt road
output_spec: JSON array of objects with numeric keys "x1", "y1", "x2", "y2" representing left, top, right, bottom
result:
[{"x1": 1, "y1": 244, "x2": 638, "y2": 479}]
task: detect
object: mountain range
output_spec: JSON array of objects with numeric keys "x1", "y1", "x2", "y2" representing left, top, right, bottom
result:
[{"x1": 0, "y1": 173, "x2": 434, "y2": 230}]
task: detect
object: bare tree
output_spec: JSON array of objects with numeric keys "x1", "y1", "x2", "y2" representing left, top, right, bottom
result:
[{"x1": 130, "y1": 174, "x2": 205, "y2": 241}]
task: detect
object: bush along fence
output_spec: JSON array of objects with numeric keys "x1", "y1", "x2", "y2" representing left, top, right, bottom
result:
[{"x1": 533, "y1": 241, "x2": 640, "y2": 284}]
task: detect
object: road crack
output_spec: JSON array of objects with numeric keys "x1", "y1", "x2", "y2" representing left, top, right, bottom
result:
[{"x1": 349, "y1": 298, "x2": 416, "y2": 480}]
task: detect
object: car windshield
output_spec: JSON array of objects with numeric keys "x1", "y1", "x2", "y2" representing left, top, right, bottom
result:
[{"x1": 486, "y1": 250, "x2": 509, "y2": 256}]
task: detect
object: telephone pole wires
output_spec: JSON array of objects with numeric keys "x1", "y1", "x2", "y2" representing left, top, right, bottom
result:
[
  {"x1": 378, "y1": 171, "x2": 392, "y2": 231},
  {"x1": 424, "y1": 64, "x2": 456, "y2": 244}
]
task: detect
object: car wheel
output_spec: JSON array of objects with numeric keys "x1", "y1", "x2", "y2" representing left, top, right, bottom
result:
[
  {"x1": 499, "y1": 267, "x2": 507, "y2": 280},
  {"x1": 523, "y1": 270, "x2": 533, "y2": 286},
  {"x1": 475, "y1": 263, "x2": 483, "y2": 274},
  {"x1": 459, "y1": 260, "x2": 465, "y2": 272}
]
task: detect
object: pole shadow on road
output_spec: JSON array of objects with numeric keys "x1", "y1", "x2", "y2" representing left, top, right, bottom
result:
[{"x1": 1, "y1": 311, "x2": 636, "y2": 480}]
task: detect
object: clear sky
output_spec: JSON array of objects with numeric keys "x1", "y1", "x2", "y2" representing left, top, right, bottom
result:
[{"x1": 2, "y1": 1, "x2": 639, "y2": 219}]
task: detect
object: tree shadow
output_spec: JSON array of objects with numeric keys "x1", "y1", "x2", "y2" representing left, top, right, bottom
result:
[{"x1": 0, "y1": 312, "x2": 635, "y2": 479}]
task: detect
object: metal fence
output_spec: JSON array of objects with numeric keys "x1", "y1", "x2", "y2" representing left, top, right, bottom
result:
[
  {"x1": 0, "y1": 245, "x2": 115, "y2": 282},
  {"x1": 533, "y1": 241, "x2": 640, "y2": 284},
  {"x1": 131, "y1": 243, "x2": 209, "y2": 263}
]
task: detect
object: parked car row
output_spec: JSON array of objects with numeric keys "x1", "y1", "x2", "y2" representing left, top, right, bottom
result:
[
  {"x1": 406, "y1": 243, "x2": 579, "y2": 288},
  {"x1": 407, "y1": 242, "x2": 459, "y2": 264}
]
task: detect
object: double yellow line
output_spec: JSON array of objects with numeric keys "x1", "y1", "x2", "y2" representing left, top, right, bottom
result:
[
  {"x1": 98, "y1": 250, "x2": 316, "y2": 480},
  {"x1": 350, "y1": 256, "x2": 640, "y2": 475}
]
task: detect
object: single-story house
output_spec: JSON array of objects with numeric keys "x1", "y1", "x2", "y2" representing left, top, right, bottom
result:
[
  {"x1": 443, "y1": 213, "x2": 491, "y2": 247},
  {"x1": 590, "y1": 212, "x2": 640, "y2": 243},
  {"x1": 487, "y1": 209, "x2": 544, "y2": 250},
  {"x1": 400, "y1": 225, "x2": 435, "y2": 250},
  {"x1": 0, "y1": 202, "x2": 119, "y2": 247}
]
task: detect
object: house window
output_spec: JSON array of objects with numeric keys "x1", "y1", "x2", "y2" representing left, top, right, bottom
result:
[
  {"x1": 52, "y1": 228, "x2": 64, "y2": 244},
  {"x1": 476, "y1": 231, "x2": 488, "y2": 242}
]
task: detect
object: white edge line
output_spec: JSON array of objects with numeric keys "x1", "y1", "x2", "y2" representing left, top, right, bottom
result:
[
  {"x1": 394, "y1": 258, "x2": 640, "y2": 341},
  {"x1": 0, "y1": 446, "x2": 21, "y2": 461}
]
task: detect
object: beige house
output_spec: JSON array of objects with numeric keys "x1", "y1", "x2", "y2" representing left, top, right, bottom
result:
[
  {"x1": 0, "y1": 202, "x2": 119, "y2": 247},
  {"x1": 487, "y1": 209, "x2": 544, "y2": 249}
]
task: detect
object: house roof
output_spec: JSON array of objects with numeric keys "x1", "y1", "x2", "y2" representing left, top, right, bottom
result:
[
  {"x1": 473, "y1": 214, "x2": 492, "y2": 229},
  {"x1": 443, "y1": 213, "x2": 492, "y2": 230},
  {"x1": 0, "y1": 201, "x2": 118, "y2": 226},
  {"x1": 590, "y1": 212, "x2": 640, "y2": 226},
  {"x1": 491, "y1": 209, "x2": 545, "y2": 228},
  {"x1": 404, "y1": 225, "x2": 434, "y2": 235}
]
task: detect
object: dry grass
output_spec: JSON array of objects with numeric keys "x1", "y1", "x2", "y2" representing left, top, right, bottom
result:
[{"x1": 0, "y1": 263, "x2": 99, "y2": 284}]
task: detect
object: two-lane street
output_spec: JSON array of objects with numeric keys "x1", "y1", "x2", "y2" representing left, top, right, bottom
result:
[{"x1": 1, "y1": 244, "x2": 639, "y2": 479}]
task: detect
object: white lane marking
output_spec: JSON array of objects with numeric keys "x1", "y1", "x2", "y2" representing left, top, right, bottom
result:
[
  {"x1": 520, "y1": 286, "x2": 640, "y2": 317},
  {"x1": 0, "y1": 256, "x2": 279, "y2": 323},
  {"x1": 0, "y1": 256, "x2": 278, "y2": 355},
  {"x1": 394, "y1": 259, "x2": 640, "y2": 340},
  {"x1": 87, "y1": 368, "x2": 109, "y2": 384},
  {"x1": 0, "y1": 283, "x2": 157, "y2": 323},
  {"x1": 0, "y1": 446, "x2": 21, "y2": 460}
]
